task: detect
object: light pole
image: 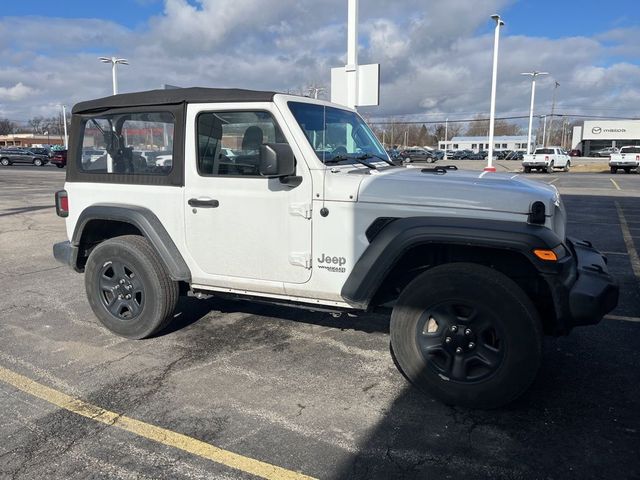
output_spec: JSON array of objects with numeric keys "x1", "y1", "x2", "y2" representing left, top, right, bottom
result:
[
  {"x1": 521, "y1": 71, "x2": 548, "y2": 154},
  {"x1": 444, "y1": 118, "x2": 448, "y2": 157},
  {"x1": 98, "y1": 56, "x2": 129, "y2": 95},
  {"x1": 485, "y1": 14, "x2": 505, "y2": 172},
  {"x1": 60, "y1": 105, "x2": 68, "y2": 149}
]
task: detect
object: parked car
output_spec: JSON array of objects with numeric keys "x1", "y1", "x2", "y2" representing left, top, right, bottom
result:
[
  {"x1": 50, "y1": 149, "x2": 67, "y2": 168},
  {"x1": 467, "y1": 151, "x2": 488, "y2": 160},
  {"x1": 400, "y1": 148, "x2": 435, "y2": 163},
  {"x1": 82, "y1": 149, "x2": 107, "y2": 164},
  {"x1": 449, "y1": 149, "x2": 473, "y2": 160},
  {"x1": 569, "y1": 149, "x2": 582, "y2": 157},
  {"x1": 591, "y1": 146, "x2": 618, "y2": 158},
  {"x1": 28, "y1": 147, "x2": 51, "y2": 158},
  {"x1": 0, "y1": 148, "x2": 49, "y2": 166},
  {"x1": 522, "y1": 147, "x2": 571, "y2": 173},
  {"x1": 609, "y1": 146, "x2": 640, "y2": 174},
  {"x1": 505, "y1": 150, "x2": 525, "y2": 161}
]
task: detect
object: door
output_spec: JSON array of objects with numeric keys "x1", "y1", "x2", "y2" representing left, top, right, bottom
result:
[{"x1": 184, "y1": 105, "x2": 313, "y2": 286}]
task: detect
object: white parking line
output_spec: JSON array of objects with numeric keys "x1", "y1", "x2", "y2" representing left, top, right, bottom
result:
[
  {"x1": 605, "y1": 315, "x2": 640, "y2": 323},
  {"x1": 610, "y1": 178, "x2": 622, "y2": 190},
  {"x1": 547, "y1": 177, "x2": 559, "y2": 184}
]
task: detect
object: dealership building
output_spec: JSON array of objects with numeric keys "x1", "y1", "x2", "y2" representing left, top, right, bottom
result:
[
  {"x1": 439, "y1": 135, "x2": 533, "y2": 153},
  {"x1": 572, "y1": 120, "x2": 640, "y2": 156}
]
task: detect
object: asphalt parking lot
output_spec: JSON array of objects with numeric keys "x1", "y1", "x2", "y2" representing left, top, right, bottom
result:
[{"x1": 0, "y1": 166, "x2": 639, "y2": 480}]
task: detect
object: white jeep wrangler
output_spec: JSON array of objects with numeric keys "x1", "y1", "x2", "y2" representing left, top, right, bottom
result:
[{"x1": 53, "y1": 88, "x2": 618, "y2": 408}]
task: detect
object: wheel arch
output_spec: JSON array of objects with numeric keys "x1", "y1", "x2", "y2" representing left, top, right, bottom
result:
[
  {"x1": 342, "y1": 217, "x2": 564, "y2": 332},
  {"x1": 72, "y1": 204, "x2": 191, "y2": 282}
]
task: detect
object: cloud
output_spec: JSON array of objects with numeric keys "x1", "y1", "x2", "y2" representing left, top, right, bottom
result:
[
  {"x1": 0, "y1": 82, "x2": 37, "y2": 102},
  {"x1": 0, "y1": 0, "x2": 638, "y2": 125}
]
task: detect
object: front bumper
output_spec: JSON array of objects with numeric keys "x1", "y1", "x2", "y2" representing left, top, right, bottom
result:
[
  {"x1": 53, "y1": 241, "x2": 81, "y2": 272},
  {"x1": 548, "y1": 238, "x2": 618, "y2": 332}
]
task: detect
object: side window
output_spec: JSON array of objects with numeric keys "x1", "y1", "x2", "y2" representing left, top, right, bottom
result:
[
  {"x1": 196, "y1": 111, "x2": 286, "y2": 177},
  {"x1": 80, "y1": 112, "x2": 175, "y2": 175}
]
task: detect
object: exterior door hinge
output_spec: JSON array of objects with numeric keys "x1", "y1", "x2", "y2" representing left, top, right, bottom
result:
[
  {"x1": 289, "y1": 252, "x2": 312, "y2": 269},
  {"x1": 289, "y1": 203, "x2": 312, "y2": 219}
]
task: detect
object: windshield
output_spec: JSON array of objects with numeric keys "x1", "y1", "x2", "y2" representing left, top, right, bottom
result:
[{"x1": 288, "y1": 101, "x2": 387, "y2": 163}]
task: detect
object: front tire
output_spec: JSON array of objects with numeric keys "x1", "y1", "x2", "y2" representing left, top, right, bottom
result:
[
  {"x1": 33, "y1": 158, "x2": 43, "y2": 166},
  {"x1": 0, "y1": 158, "x2": 10, "y2": 166},
  {"x1": 390, "y1": 263, "x2": 542, "y2": 409},
  {"x1": 563, "y1": 160, "x2": 571, "y2": 172},
  {"x1": 84, "y1": 235, "x2": 179, "y2": 339}
]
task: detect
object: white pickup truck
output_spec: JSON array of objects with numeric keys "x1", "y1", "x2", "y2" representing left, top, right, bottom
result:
[
  {"x1": 522, "y1": 147, "x2": 571, "y2": 173},
  {"x1": 609, "y1": 146, "x2": 640, "y2": 174}
]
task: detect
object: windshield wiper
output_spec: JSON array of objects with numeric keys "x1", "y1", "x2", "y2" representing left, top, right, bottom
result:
[
  {"x1": 356, "y1": 152, "x2": 397, "y2": 167},
  {"x1": 325, "y1": 154, "x2": 378, "y2": 169}
]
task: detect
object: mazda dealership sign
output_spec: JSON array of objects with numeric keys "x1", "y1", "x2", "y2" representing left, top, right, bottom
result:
[{"x1": 583, "y1": 120, "x2": 640, "y2": 140}]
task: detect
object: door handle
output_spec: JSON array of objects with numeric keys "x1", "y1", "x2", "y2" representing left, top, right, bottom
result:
[{"x1": 188, "y1": 198, "x2": 219, "y2": 208}]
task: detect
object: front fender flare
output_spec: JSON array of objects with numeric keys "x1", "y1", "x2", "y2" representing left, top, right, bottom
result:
[{"x1": 341, "y1": 216, "x2": 563, "y2": 310}]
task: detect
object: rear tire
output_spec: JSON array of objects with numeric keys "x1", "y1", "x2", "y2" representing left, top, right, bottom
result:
[
  {"x1": 33, "y1": 158, "x2": 43, "y2": 166},
  {"x1": 56, "y1": 164, "x2": 64, "y2": 168},
  {"x1": 624, "y1": 168, "x2": 631, "y2": 174},
  {"x1": 523, "y1": 166, "x2": 531, "y2": 173},
  {"x1": 390, "y1": 263, "x2": 542, "y2": 409},
  {"x1": 84, "y1": 235, "x2": 179, "y2": 339},
  {"x1": 610, "y1": 167, "x2": 617, "y2": 174}
]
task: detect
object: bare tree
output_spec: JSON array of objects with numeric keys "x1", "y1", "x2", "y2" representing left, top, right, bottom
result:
[
  {"x1": 28, "y1": 116, "x2": 45, "y2": 134},
  {"x1": 0, "y1": 118, "x2": 16, "y2": 135}
]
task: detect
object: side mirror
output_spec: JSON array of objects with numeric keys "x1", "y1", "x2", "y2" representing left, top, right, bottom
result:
[{"x1": 259, "y1": 143, "x2": 295, "y2": 177}]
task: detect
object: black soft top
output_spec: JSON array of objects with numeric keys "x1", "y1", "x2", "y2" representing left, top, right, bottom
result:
[{"x1": 72, "y1": 87, "x2": 277, "y2": 114}]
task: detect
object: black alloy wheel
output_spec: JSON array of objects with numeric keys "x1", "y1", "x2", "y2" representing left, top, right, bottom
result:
[
  {"x1": 415, "y1": 301, "x2": 504, "y2": 383},
  {"x1": 98, "y1": 260, "x2": 145, "y2": 320},
  {"x1": 84, "y1": 235, "x2": 179, "y2": 339},
  {"x1": 390, "y1": 263, "x2": 542, "y2": 409}
]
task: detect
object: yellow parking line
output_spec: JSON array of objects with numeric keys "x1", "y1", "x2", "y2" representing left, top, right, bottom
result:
[
  {"x1": 610, "y1": 178, "x2": 621, "y2": 190},
  {"x1": 615, "y1": 202, "x2": 640, "y2": 280},
  {"x1": 0, "y1": 366, "x2": 316, "y2": 480}
]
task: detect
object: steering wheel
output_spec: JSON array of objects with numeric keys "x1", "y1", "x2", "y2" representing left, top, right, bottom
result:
[{"x1": 330, "y1": 146, "x2": 348, "y2": 158}]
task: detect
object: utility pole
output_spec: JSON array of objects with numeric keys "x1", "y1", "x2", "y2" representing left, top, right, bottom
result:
[
  {"x1": 521, "y1": 71, "x2": 548, "y2": 154},
  {"x1": 485, "y1": 14, "x2": 505, "y2": 172},
  {"x1": 546, "y1": 80, "x2": 560, "y2": 146},
  {"x1": 541, "y1": 115, "x2": 547, "y2": 148},
  {"x1": 346, "y1": 0, "x2": 358, "y2": 109}
]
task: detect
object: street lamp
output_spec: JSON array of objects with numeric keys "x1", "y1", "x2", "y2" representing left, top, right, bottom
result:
[
  {"x1": 98, "y1": 56, "x2": 129, "y2": 95},
  {"x1": 59, "y1": 104, "x2": 68, "y2": 149},
  {"x1": 521, "y1": 71, "x2": 548, "y2": 154},
  {"x1": 485, "y1": 14, "x2": 505, "y2": 172}
]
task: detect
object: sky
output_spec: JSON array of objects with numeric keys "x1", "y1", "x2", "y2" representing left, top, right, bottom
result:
[{"x1": 0, "y1": 0, "x2": 638, "y2": 125}]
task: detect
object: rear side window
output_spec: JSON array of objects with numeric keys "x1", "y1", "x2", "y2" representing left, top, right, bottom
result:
[
  {"x1": 534, "y1": 148, "x2": 554, "y2": 155},
  {"x1": 79, "y1": 112, "x2": 175, "y2": 175},
  {"x1": 621, "y1": 147, "x2": 640, "y2": 153}
]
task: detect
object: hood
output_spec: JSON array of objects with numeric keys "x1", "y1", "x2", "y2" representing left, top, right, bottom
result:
[{"x1": 356, "y1": 167, "x2": 560, "y2": 216}]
